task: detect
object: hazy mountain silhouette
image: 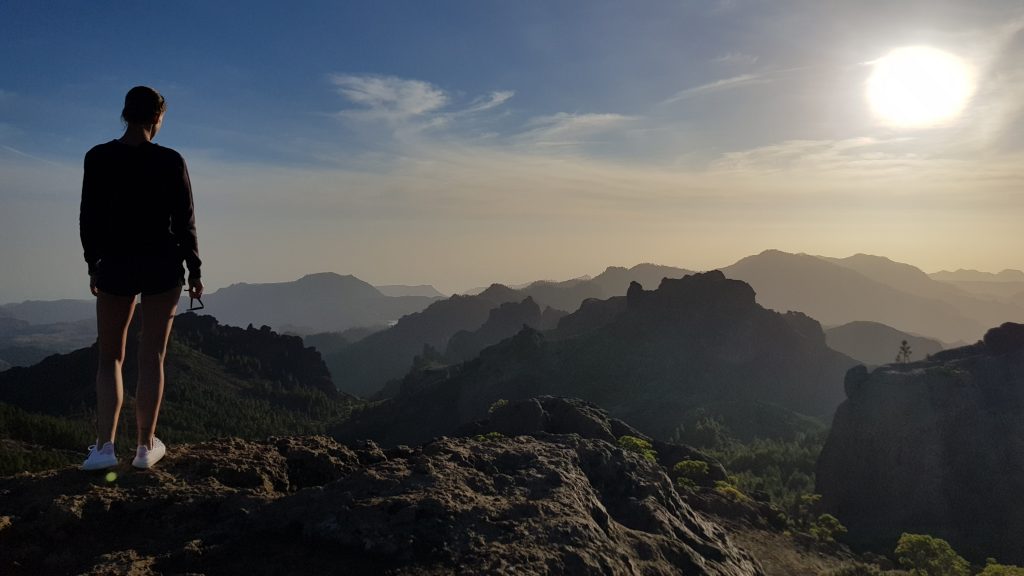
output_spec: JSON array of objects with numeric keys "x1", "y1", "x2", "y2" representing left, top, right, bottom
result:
[
  {"x1": 325, "y1": 285, "x2": 540, "y2": 397},
  {"x1": 722, "y1": 250, "x2": 989, "y2": 343},
  {"x1": 462, "y1": 264, "x2": 693, "y2": 313},
  {"x1": 0, "y1": 299, "x2": 94, "y2": 325},
  {"x1": 930, "y1": 269, "x2": 1024, "y2": 304},
  {"x1": 930, "y1": 268, "x2": 1024, "y2": 283},
  {"x1": 822, "y1": 253, "x2": 1024, "y2": 332},
  {"x1": 824, "y1": 321, "x2": 943, "y2": 366},
  {"x1": 332, "y1": 272, "x2": 857, "y2": 447},
  {"x1": 818, "y1": 322, "x2": 1024, "y2": 564},
  {"x1": 186, "y1": 272, "x2": 441, "y2": 334},
  {"x1": 0, "y1": 317, "x2": 96, "y2": 371},
  {"x1": 374, "y1": 284, "x2": 447, "y2": 298}
]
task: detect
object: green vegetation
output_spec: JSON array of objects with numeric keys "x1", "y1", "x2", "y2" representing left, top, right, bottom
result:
[
  {"x1": 713, "y1": 480, "x2": 751, "y2": 503},
  {"x1": 673, "y1": 411, "x2": 826, "y2": 519},
  {"x1": 617, "y1": 435, "x2": 657, "y2": 462},
  {"x1": 810, "y1": 513, "x2": 847, "y2": 544},
  {"x1": 895, "y1": 533, "x2": 970, "y2": 576},
  {"x1": 487, "y1": 399, "x2": 509, "y2": 414},
  {"x1": 896, "y1": 340, "x2": 913, "y2": 363},
  {"x1": 0, "y1": 403, "x2": 92, "y2": 474},
  {"x1": 474, "y1": 431, "x2": 505, "y2": 442},
  {"x1": 979, "y1": 560, "x2": 1024, "y2": 576},
  {"x1": 0, "y1": 316, "x2": 356, "y2": 476},
  {"x1": 672, "y1": 459, "x2": 710, "y2": 491}
]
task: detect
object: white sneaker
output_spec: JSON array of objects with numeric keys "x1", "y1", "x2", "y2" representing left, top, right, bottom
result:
[
  {"x1": 82, "y1": 441, "x2": 118, "y2": 471},
  {"x1": 131, "y1": 437, "x2": 166, "y2": 469}
]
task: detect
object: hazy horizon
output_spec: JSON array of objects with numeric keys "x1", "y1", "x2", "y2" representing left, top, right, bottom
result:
[{"x1": 3, "y1": 2, "x2": 1023, "y2": 302}]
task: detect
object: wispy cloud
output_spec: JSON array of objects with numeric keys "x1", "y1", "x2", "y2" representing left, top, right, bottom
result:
[
  {"x1": 329, "y1": 74, "x2": 448, "y2": 122},
  {"x1": 516, "y1": 112, "x2": 636, "y2": 147},
  {"x1": 662, "y1": 74, "x2": 770, "y2": 104},
  {"x1": 713, "y1": 52, "x2": 760, "y2": 67},
  {"x1": 463, "y1": 90, "x2": 515, "y2": 114}
]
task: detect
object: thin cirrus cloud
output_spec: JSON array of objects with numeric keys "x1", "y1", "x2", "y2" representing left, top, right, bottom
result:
[
  {"x1": 515, "y1": 112, "x2": 637, "y2": 148},
  {"x1": 661, "y1": 73, "x2": 770, "y2": 104}
]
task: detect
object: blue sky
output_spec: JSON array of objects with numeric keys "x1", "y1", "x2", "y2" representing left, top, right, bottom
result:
[{"x1": 2, "y1": 1, "x2": 1023, "y2": 301}]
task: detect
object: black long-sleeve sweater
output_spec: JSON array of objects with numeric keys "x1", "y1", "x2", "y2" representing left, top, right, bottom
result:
[{"x1": 80, "y1": 140, "x2": 201, "y2": 279}]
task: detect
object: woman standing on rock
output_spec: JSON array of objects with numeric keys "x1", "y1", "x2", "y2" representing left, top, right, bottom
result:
[{"x1": 79, "y1": 86, "x2": 203, "y2": 470}]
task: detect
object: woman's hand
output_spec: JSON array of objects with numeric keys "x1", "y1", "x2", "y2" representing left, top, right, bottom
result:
[
  {"x1": 188, "y1": 278, "x2": 204, "y2": 300},
  {"x1": 89, "y1": 274, "x2": 99, "y2": 296}
]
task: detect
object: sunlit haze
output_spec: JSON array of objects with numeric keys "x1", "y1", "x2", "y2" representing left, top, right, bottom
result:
[
  {"x1": 1, "y1": 2, "x2": 1023, "y2": 302},
  {"x1": 867, "y1": 46, "x2": 976, "y2": 128}
]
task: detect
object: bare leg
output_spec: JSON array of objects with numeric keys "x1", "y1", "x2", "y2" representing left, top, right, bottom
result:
[
  {"x1": 136, "y1": 286, "x2": 179, "y2": 448},
  {"x1": 95, "y1": 292, "x2": 137, "y2": 445}
]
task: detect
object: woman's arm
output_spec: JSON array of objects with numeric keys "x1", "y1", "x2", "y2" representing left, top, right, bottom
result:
[
  {"x1": 172, "y1": 154, "x2": 202, "y2": 283},
  {"x1": 79, "y1": 149, "x2": 102, "y2": 294}
]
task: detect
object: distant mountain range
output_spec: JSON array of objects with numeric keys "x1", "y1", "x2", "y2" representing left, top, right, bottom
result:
[
  {"x1": 183, "y1": 273, "x2": 443, "y2": 334},
  {"x1": 930, "y1": 268, "x2": 1024, "y2": 283},
  {"x1": 5, "y1": 255, "x2": 1023, "y2": 371},
  {"x1": 374, "y1": 284, "x2": 447, "y2": 298},
  {"x1": 469, "y1": 263, "x2": 694, "y2": 312},
  {"x1": 722, "y1": 250, "x2": 1024, "y2": 344},
  {"x1": 332, "y1": 272, "x2": 858, "y2": 446},
  {"x1": 824, "y1": 321, "x2": 944, "y2": 366}
]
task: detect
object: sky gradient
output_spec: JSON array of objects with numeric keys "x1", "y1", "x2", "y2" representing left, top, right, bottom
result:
[{"x1": 2, "y1": 1, "x2": 1023, "y2": 302}]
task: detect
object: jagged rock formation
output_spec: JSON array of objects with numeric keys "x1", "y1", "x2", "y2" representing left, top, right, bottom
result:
[
  {"x1": 0, "y1": 432, "x2": 763, "y2": 575},
  {"x1": 328, "y1": 287, "x2": 565, "y2": 398},
  {"x1": 334, "y1": 271, "x2": 856, "y2": 446},
  {"x1": 445, "y1": 297, "x2": 564, "y2": 363},
  {"x1": 817, "y1": 322, "x2": 1024, "y2": 564}
]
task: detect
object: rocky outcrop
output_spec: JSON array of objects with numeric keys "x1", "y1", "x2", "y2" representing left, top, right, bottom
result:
[
  {"x1": 334, "y1": 271, "x2": 857, "y2": 447},
  {"x1": 327, "y1": 285, "x2": 528, "y2": 397},
  {"x1": 1, "y1": 432, "x2": 762, "y2": 575},
  {"x1": 817, "y1": 322, "x2": 1024, "y2": 564},
  {"x1": 458, "y1": 396, "x2": 730, "y2": 485},
  {"x1": 445, "y1": 297, "x2": 559, "y2": 363}
]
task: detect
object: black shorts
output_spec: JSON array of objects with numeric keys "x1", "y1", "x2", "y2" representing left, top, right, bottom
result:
[{"x1": 95, "y1": 254, "x2": 185, "y2": 297}]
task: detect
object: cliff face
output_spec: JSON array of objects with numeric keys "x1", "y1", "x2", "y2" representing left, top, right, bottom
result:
[
  {"x1": 816, "y1": 322, "x2": 1024, "y2": 564},
  {"x1": 1, "y1": 430, "x2": 762, "y2": 575}
]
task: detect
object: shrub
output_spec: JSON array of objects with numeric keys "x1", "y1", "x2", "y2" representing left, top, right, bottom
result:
[
  {"x1": 617, "y1": 435, "x2": 656, "y2": 462},
  {"x1": 474, "y1": 431, "x2": 504, "y2": 442},
  {"x1": 713, "y1": 480, "x2": 751, "y2": 503},
  {"x1": 894, "y1": 533, "x2": 970, "y2": 576},
  {"x1": 979, "y1": 559, "x2": 1024, "y2": 576},
  {"x1": 487, "y1": 399, "x2": 509, "y2": 414},
  {"x1": 809, "y1": 513, "x2": 847, "y2": 544},
  {"x1": 675, "y1": 476, "x2": 698, "y2": 491},
  {"x1": 824, "y1": 564, "x2": 884, "y2": 576},
  {"x1": 673, "y1": 459, "x2": 710, "y2": 481}
]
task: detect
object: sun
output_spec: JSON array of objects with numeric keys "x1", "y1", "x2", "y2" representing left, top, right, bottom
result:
[{"x1": 867, "y1": 46, "x2": 976, "y2": 128}]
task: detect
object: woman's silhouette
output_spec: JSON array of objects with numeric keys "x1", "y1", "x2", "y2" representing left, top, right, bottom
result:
[{"x1": 79, "y1": 86, "x2": 202, "y2": 470}]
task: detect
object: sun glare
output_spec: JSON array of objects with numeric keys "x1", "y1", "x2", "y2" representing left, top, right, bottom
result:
[{"x1": 867, "y1": 46, "x2": 976, "y2": 128}]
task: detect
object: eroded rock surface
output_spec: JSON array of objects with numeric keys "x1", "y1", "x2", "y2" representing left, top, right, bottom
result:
[{"x1": 2, "y1": 433, "x2": 762, "y2": 575}]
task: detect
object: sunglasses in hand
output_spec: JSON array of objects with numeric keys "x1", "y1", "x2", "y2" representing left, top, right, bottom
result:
[{"x1": 183, "y1": 287, "x2": 205, "y2": 311}]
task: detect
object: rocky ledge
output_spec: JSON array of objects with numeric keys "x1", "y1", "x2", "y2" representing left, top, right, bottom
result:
[{"x1": 1, "y1": 418, "x2": 761, "y2": 575}]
